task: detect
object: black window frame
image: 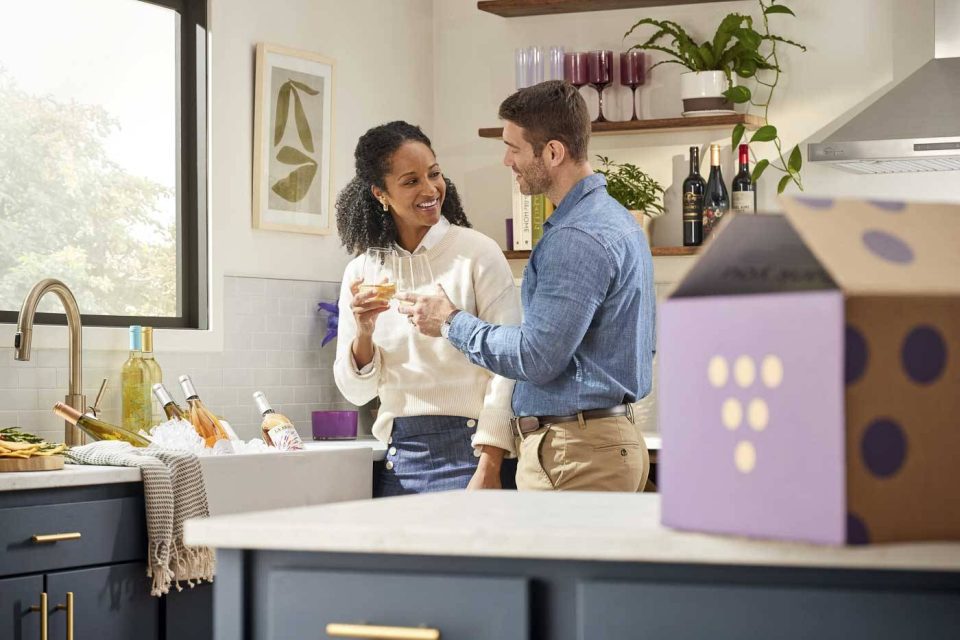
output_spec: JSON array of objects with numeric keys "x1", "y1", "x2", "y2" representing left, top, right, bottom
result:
[{"x1": 0, "y1": 0, "x2": 208, "y2": 330}]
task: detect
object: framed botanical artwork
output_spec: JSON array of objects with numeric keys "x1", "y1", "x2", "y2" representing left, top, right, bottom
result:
[{"x1": 252, "y1": 43, "x2": 335, "y2": 234}]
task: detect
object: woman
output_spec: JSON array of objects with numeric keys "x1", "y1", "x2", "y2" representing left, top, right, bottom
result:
[{"x1": 333, "y1": 121, "x2": 521, "y2": 497}]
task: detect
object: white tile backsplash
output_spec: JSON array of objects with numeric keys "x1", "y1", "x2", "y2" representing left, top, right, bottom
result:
[{"x1": 1, "y1": 276, "x2": 355, "y2": 444}]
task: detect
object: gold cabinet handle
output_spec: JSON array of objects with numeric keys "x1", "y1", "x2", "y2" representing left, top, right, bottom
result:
[
  {"x1": 54, "y1": 592, "x2": 74, "y2": 640},
  {"x1": 326, "y1": 623, "x2": 440, "y2": 639},
  {"x1": 28, "y1": 591, "x2": 48, "y2": 640},
  {"x1": 31, "y1": 532, "x2": 81, "y2": 544}
]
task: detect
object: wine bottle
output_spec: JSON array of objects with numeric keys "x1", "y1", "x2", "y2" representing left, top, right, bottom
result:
[
  {"x1": 178, "y1": 375, "x2": 229, "y2": 447},
  {"x1": 142, "y1": 327, "x2": 163, "y2": 424},
  {"x1": 731, "y1": 143, "x2": 756, "y2": 214},
  {"x1": 703, "y1": 143, "x2": 729, "y2": 238},
  {"x1": 682, "y1": 146, "x2": 706, "y2": 246},
  {"x1": 121, "y1": 326, "x2": 151, "y2": 433},
  {"x1": 152, "y1": 383, "x2": 186, "y2": 421},
  {"x1": 53, "y1": 402, "x2": 150, "y2": 447},
  {"x1": 253, "y1": 391, "x2": 304, "y2": 451}
]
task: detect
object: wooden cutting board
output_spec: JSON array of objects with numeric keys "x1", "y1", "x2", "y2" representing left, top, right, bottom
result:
[{"x1": 0, "y1": 455, "x2": 65, "y2": 472}]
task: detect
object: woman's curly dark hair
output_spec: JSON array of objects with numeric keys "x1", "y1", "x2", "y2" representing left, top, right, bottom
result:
[{"x1": 335, "y1": 121, "x2": 471, "y2": 255}]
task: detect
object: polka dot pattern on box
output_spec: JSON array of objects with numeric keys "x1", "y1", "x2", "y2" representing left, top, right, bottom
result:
[
  {"x1": 794, "y1": 196, "x2": 835, "y2": 209},
  {"x1": 901, "y1": 325, "x2": 947, "y2": 385},
  {"x1": 862, "y1": 229, "x2": 914, "y2": 264},
  {"x1": 845, "y1": 325, "x2": 869, "y2": 385},
  {"x1": 709, "y1": 354, "x2": 782, "y2": 474},
  {"x1": 861, "y1": 418, "x2": 907, "y2": 478},
  {"x1": 847, "y1": 512, "x2": 870, "y2": 545},
  {"x1": 867, "y1": 199, "x2": 907, "y2": 212}
]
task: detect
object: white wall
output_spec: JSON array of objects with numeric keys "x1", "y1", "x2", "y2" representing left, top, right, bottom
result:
[{"x1": 432, "y1": 0, "x2": 959, "y2": 249}]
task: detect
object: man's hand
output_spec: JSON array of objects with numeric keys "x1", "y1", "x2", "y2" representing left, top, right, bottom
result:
[
  {"x1": 396, "y1": 285, "x2": 457, "y2": 338},
  {"x1": 466, "y1": 445, "x2": 507, "y2": 491}
]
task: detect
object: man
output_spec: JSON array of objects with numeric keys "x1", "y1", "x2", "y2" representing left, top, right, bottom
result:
[{"x1": 398, "y1": 80, "x2": 655, "y2": 492}]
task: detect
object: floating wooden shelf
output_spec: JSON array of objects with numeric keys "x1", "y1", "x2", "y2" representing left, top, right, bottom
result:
[
  {"x1": 478, "y1": 0, "x2": 734, "y2": 18},
  {"x1": 479, "y1": 114, "x2": 763, "y2": 139},
  {"x1": 505, "y1": 246, "x2": 698, "y2": 259}
]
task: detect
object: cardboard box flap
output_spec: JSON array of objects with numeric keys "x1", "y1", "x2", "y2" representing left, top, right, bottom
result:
[
  {"x1": 782, "y1": 197, "x2": 960, "y2": 296},
  {"x1": 669, "y1": 214, "x2": 836, "y2": 298}
]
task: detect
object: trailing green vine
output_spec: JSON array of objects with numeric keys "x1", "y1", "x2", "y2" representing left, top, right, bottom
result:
[{"x1": 624, "y1": 0, "x2": 807, "y2": 193}]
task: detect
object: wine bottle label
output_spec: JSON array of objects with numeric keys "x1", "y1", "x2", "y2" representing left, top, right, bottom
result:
[
  {"x1": 732, "y1": 191, "x2": 754, "y2": 214},
  {"x1": 682, "y1": 192, "x2": 704, "y2": 221},
  {"x1": 267, "y1": 423, "x2": 304, "y2": 451}
]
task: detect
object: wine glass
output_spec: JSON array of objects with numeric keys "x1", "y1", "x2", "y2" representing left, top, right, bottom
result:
[
  {"x1": 397, "y1": 254, "x2": 434, "y2": 297},
  {"x1": 563, "y1": 52, "x2": 588, "y2": 90},
  {"x1": 620, "y1": 51, "x2": 646, "y2": 121},
  {"x1": 360, "y1": 248, "x2": 398, "y2": 303},
  {"x1": 587, "y1": 50, "x2": 613, "y2": 123},
  {"x1": 547, "y1": 46, "x2": 565, "y2": 81}
]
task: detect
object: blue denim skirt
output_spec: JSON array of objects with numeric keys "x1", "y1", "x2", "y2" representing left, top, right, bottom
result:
[{"x1": 374, "y1": 415, "x2": 517, "y2": 498}]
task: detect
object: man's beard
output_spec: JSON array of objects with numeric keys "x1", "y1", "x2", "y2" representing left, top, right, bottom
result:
[{"x1": 518, "y1": 159, "x2": 551, "y2": 196}]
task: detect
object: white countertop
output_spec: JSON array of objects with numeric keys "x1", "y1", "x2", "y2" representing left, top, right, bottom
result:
[
  {"x1": 184, "y1": 491, "x2": 960, "y2": 573},
  {"x1": 0, "y1": 438, "x2": 386, "y2": 493}
]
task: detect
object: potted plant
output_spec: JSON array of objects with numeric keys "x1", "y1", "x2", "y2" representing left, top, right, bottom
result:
[
  {"x1": 624, "y1": 0, "x2": 807, "y2": 193},
  {"x1": 596, "y1": 155, "x2": 664, "y2": 243}
]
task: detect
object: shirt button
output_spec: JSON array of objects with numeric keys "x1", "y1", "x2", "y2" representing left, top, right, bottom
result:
[
  {"x1": 466, "y1": 419, "x2": 477, "y2": 428},
  {"x1": 385, "y1": 460, "x2": 394, "y2": 470},
  {"x1": 389, "y1": 447, "x2": 397, "y2": 456},
  {"x1": 473, "y1": 449, "x2": 481, "y2": 458}
]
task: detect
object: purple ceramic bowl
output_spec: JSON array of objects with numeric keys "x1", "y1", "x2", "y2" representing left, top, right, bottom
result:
[{"x1": 311, "y1": 410, "x2": 358, "y2": 440}]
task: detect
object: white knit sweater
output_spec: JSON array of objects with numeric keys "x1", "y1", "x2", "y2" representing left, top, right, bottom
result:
[{"x1": 334, "y1": 224, "x2": 522, "y2": 454}]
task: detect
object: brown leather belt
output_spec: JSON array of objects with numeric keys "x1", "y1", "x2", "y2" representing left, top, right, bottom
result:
[{"x1": 511, "y1": 404, "x2": 633, "y2": 436}]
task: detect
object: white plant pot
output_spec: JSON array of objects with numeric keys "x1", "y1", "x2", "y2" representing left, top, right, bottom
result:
[{"x1": 680, "y1": 71, "x2": 735, "y2": 116}]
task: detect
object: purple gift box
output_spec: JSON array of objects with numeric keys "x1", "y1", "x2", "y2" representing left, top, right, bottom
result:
[
  {"x1": 311, "y1": 410, "x2": 358, "y2": 440},
  {"x1": 658, "y1": 198, "x2": 960, "y2": 545}
]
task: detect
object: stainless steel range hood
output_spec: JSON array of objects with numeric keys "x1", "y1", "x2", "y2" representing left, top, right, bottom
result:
[{"x1": 808, "y1": 0, "x2": 960, "y2": 173}]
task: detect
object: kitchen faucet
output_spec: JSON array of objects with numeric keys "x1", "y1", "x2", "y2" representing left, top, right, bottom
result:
[{"x1": 14, "y1": 279, "x2": 86, "y2": 446}]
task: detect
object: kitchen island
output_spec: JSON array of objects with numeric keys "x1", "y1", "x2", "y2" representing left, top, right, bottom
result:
[{"x1": 184, "y1": 491, "x2": 960, "y2": 640}]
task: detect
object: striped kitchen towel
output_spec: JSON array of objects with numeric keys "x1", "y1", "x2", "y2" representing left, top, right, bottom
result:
[{"x1": 66, "y1": 440, "x2": 215, "y2": 596}]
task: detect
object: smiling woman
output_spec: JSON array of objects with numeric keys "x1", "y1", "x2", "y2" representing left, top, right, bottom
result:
[{"x1": 332, "y1": 121, "x2": 521, "y2": 497}]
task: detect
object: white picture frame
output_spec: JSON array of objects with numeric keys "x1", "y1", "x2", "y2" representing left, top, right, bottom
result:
[{"x1": 252, "y1": 43, "x2": 335, "y2": 235}]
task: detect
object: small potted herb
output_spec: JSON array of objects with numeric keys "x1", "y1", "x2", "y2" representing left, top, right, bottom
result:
[{"x1": 596, "y1": 155, "x2": 664, "y2": 242}]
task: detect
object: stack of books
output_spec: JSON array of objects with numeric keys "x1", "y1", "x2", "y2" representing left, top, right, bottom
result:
[{"x1": 510, "y1": 176, "x2": 554, "y2": 250}]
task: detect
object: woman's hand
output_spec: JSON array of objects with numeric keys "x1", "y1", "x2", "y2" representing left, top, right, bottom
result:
[
  {"x1": 350, "y1": 277, "x2": 390, "y2": 336},
  {"x1": 466, "y1": 445, "x2": 506, "y2": 490}
]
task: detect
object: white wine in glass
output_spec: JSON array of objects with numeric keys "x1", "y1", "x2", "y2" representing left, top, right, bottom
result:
[
  {"x1": 360, "y1": 247, "x2": 398, "y2": 303},
  {"x1": 397, "y1": 254, "x2": 435, "y2": 296}
]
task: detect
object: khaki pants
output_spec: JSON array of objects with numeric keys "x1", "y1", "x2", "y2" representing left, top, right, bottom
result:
[{"x1": 514, "y1": 415, "x2": 649, "y2": 492}]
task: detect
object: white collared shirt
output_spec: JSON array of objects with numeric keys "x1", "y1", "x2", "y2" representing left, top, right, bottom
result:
[{"x1": 397, "y1": 216, "x2": 450, "y2": 255}]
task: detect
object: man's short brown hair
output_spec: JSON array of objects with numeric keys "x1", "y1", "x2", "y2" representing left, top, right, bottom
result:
[{"x1": 498, "y1": 80, "x2": 590, "y2": 163}]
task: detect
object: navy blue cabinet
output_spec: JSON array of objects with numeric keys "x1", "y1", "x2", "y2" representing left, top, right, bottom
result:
[{"x1": 0, "y1": 482, "x2": 210, "y2": 640}]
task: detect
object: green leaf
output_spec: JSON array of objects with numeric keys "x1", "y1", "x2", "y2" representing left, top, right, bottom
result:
[
  {"x1": 271, "y1": 163, "x2": 318, "y2": 203},
  {"x1": 777, "y1": 174, "x2": 792, "y2": 194},
  {"x1": 731, "y1": 123, "x2": 746, "y2": 150},
  {"x1": 765, "y1": 5, "x2": 796, "y2": 16},
  {"x1": 751, "y1": 125, "x2": 778, "y2": 143},
  {"x1": 276, "y1": 145, "x2": 314, "y2": 166},
  {"x1": 751, "y1": 158, "x2": 770, "y2": 183},
  {"x1": 698, "y1": 43, "x2": 716, "y2": 69},
  {"x1": 724, "y1": 86, "x2": 751, "y2": 104},
  {"x1": 273, "y1": 82, "x2": 292, "y2": 147},
  {"x1": 292, "y1": 90, "x2": 314, "y2": 153},
  {"x1": 788, "y1": 145, "x2": 803, "y2": 172},
  {"x1": 289, "y1": 80, "x2": 319, "y2": 96},
  {"x1": 764, "y1": 34, "x2": 807, "y2": 51}
]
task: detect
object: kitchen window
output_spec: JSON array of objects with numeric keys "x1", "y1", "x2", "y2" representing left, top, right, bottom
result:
[{"x1": 0, "y1": 0, "x2": 207, "y2": 329}]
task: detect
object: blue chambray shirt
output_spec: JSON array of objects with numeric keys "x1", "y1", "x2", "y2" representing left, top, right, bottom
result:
[{"x1": 447, "y1": 173, "x2": 655, "y2": 417}]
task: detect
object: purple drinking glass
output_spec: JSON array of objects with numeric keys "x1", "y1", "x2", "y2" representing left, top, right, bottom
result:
[
  {"x1": 620, "y1": 51, "x2": 645, "y2": 121},
  {"x1": 563, "y1": 52, "x2": 589, "y2": 89},
  {"x1": 587, "y1": 50, "x2": 613, "y2": 123}
]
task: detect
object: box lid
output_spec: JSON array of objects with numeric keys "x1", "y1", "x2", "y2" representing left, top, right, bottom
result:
[
  {"x1": 668, "y1": 214, "x2": 836, "y2": 299},
  {"x1": 782, "y1": 197, "x2": 960, "y2": 296}
]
